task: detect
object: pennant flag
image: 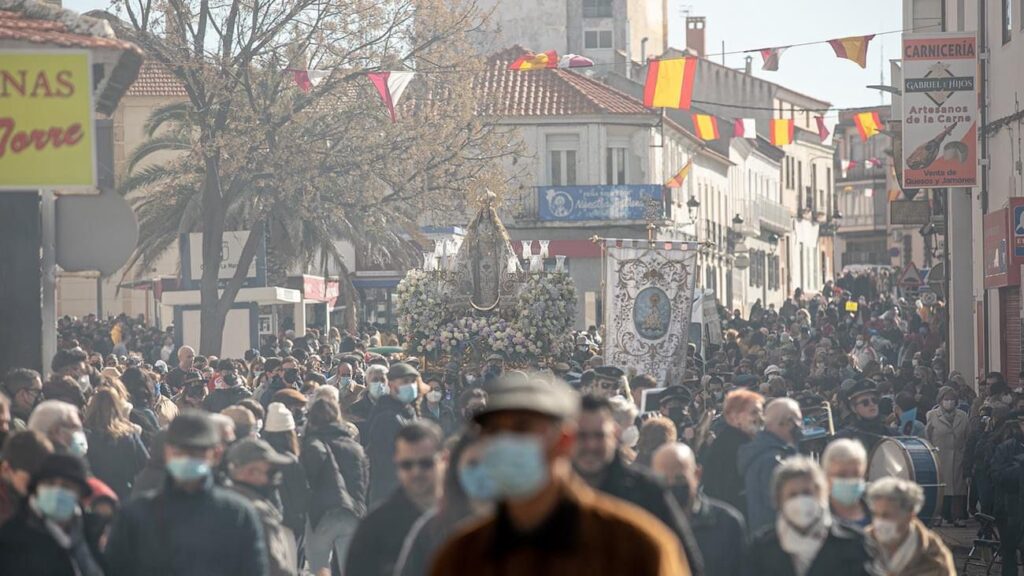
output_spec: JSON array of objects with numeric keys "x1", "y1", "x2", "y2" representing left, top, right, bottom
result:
[
  {"x1": 367, "y1": 71, "x2": 415, "y2": 123},
  {"x1": 854, "y1": 111, "x2": 882, "y2": 140},
  {"x1": 290, "y1": 69, "x2": 330, "y2": 93},
  {"x1": 815, "y1": 116, "x2": 831, "y2": 143},
  {"x1": 734, "y1": 118, "x2": 757, "y2": 138},
  {"x1": 828, "y1": 35, "x2": 875, "y2": 68},
  {"x1": 665, "y1": 160, "x2": 692, "y2": 188},
  {"x1": 842, "y1": 160, "x2": 857, "y2": 177},
  {"x1": 510, "y1": 50, "x2": 558, "y2": 70},
  {"x1": 692, "y1": 114, "x2": 720, "y2": 140},
  {"x1": 759, "y1": 47, "x2": 786, "y2": 71},
  {"x1": 643, "y1": 57, "x2": 698, "y2": 110},
  {"x1": 558, "y1": 54, "x2": 594, "y2": 68},
  {"x1": 868, "y1": 157, "x2": 884, "y2": 168},
  {"x1": 770, "y1": 119, "x2": 794, "y2": 146}
]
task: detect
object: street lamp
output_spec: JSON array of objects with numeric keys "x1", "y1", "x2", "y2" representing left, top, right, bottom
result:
[
  {"x1": 687, "y1": 196, "x2": 701, "y2": 223},
  {"x1": 731, "y1": 213, "x2": 750, "y2": 269},
  {"x1": 767, "y1": 232, "x2": 780, "y2": 256}
]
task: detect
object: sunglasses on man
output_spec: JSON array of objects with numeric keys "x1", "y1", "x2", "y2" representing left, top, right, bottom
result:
[
  {"x1": 855, "y1": 396, "x2": 879, "y2": 408},
  {"x1": 397, "y1": 457, "x2": 436, "y2": 472}
]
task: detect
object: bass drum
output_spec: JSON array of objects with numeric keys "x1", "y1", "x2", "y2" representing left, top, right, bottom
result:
[{"x1": 867, "y1": 436, "x2": 943, "y2": 523}]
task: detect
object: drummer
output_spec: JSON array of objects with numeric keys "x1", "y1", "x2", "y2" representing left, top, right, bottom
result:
[{"x1": 834, "y1": 379, "x2": 894, "y2": 453}]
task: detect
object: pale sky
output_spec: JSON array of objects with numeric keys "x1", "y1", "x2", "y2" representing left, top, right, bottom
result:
[{"x1": 67, "y1": 0, "x2": 902, "y2": 111}]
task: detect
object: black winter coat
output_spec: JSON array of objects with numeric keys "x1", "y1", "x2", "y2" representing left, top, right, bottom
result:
[
  {"x1": 365, "y1": 395, "x2": 416, "y2": 506},
  {"x1": 689, "y1": 495, "x2": 747, "y2": 576},
  {"x1": 204, "y1": 385, "x2": 253, "y2": 413},
  {"x1": 594, "y1": 454, "x2": 704, "y2": 576},
  {"x1": 300, "y1": 422, "x2": 369, "y2": 528},
  {"x1": 745, "y1": 522, "x2": 881, "y2": 576},
  {"x1": 275, "y1": 454, "x2": 310, "y2": 538},
  {"x1": 0, "y1": 504, "x2": 104, "y2": 576},
  {"x1": 85, "y1": 429, "x2": 149, "y2": 501},
  {"x1": 344, "y1": 488, "x2": 424, "y2": 576},
  {"x1": 104, "y1": 476, "x2": 269, "y2": 576},
  {"x1": 699, "y1": 423, "x2": 751, "y2": 515},
  {"x1": 992, "y1": 437, "x2": 1024, "y2": 520}
]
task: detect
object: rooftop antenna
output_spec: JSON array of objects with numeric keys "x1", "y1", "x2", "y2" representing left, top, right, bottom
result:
[{"x1": 879, "y1": 44, "x2": 885, "y2": 106}]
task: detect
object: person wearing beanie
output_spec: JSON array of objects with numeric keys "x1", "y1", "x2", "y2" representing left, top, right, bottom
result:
[
  {"x1": 262, "y1": 403, "x2": 309, "y2": 542},
  {"x1": 105, "y1": 410, "x2": 270, "y2": 576},
  {"x1": 0, "y1": 453, "x2": 104, "y2": 576}
]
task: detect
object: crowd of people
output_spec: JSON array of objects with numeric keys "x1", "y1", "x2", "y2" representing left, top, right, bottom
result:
[{"x1": 0, "y1": 272, "x2": 1007, "y2": 575}]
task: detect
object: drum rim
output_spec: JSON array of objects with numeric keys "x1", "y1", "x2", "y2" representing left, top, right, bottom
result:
[{"x1": 867, "y1": 436, "x2": 944, "y2": 520}]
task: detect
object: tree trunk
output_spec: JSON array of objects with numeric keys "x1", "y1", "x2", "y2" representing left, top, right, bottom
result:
[{"x1": 198, "y1": 154, "x2": 226, "y2": 356}]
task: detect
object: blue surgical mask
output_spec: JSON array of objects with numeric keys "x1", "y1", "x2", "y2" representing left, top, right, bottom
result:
[
  {"x1": 459, "y1": 463, "x2": 499, "y2": 502},
  {"x1": 339, "y1": 376, "x2": 352, "y2": 387},
  {"x1": 69, "y1": 430, "x2": 88, "y2": 457},
  {"x1": 369, "y1": 381, "x2": 388, "y2": 400},
  {"x1": 830, "y1": 478, "x2": 866, "y2": 506},
  {"x1": 35, "y1": 485, "x2": 79, "y2": 523},
  {"x1": 397, "y1": 382, "x2": 419, "y2": 404},
  {"x1": 480, "y1": 434, "x2": 547, "y2": 500},
  {"x1": 166, "y1": 456, "x2": 211, "y2": 482}
]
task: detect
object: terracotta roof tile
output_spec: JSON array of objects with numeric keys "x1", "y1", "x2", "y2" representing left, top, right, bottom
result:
[
  {"x1": 126, "y1": 61, "x2": 188, "y2": 97},
  {"x1": 475, "y1": 47, "x2": 652, "y2": 118},
  {"x1": 0, "y1": 5, "x2": 139, "y2": 53}
]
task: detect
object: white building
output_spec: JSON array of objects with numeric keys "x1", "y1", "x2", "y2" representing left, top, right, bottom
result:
[{"x1": 476, "y1": 47, "x2": 737, "y2": 327}]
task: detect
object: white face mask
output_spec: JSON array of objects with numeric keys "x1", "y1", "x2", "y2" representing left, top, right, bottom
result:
[
  {"x1": 782, "y1": 495, "x2": 823, "y2": 530},
  {"x1": 620, "y1": 425, "x2": 640, "y2": 449},
  {"x1": 872, "y1": 518, "x2": 903, "y2": 544},
  {"x1": 426, "y1": 390, "x2": 443, "y2": 404}
]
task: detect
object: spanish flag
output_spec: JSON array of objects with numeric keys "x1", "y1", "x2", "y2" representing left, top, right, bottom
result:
[
  {"x1": 828, "y1": 35, "x2": 875, "y2": 69},
  {"x1": 854, "y1": 111, "x2": 882, "y2": 140},
  {"x1": 692, "y1": 114, "x2": 719, "y2": 140},
  {"x1": 509, "y1": 50, "x2": 558, "y2": 70},
  {"x1": 665, "y1": 160, "x2": 692, "y2": 188},
  {"x1": 770, "y1": 119, "x2": 794, "y2": 146},
  {"x1": 643, "y1": 57, "x2": 697, "y2": 109}
]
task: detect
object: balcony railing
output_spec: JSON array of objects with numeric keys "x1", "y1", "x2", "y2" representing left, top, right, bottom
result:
[{"x1": 744, "y1": 196, "x2": 793, "y2": 232}]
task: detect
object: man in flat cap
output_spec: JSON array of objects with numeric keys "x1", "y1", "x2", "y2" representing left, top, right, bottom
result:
[
  {"x1": 227, "y1": 438, "x2": 296, "y2": 576},
  {"x1": 105, "y1": 410, "x2": 270, "y2": 576},
  {"x1": 367, "y1": 362, "x2": 421, "y2": 506},
  {"x1": 428, "y1": 375, "x2": 691, "y2": 576}
]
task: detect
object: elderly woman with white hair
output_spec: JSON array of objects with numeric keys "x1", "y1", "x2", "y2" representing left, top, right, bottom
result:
[
  {"x1": 746, "y1": 456, "x2": 879, "y2": 576},
  {"x1": 865, "y1": 478, "x2": 955, "y2": 576},
  {"x1": 822, "y1": 439, "x2": 870, "y2": 527},
  {"x1": 27, "y1": 400, "x2": 89, "y2": 457}
]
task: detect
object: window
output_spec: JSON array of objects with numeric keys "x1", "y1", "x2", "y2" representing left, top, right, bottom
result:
[
  {"x1": 584, "y1": 30, "x2": 614, "y2": 49},
  {"x1": 606, "y1": 147, "x2": 627, "y2": 185},
  {"x1": 1004, "y1": 0, "x2": 1013, "y2": 44},
  {"x1": 957, "y1": 0, "x2": 965, "y2": 31},
  {"x1": 797, "y1": 161, "x2": 803, "y2": 194},
  {"x1": 547, "y1": 135, "x2": 578, "y2": 186},
  {"x1": 583, "y1": 0, "x2": 613, "y2": 18}
]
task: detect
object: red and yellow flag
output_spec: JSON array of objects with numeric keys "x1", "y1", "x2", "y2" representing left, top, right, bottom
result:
[
  {"x1": 692, "y1": 114, "x2": 719, "y2": 140},
  {"x1": 665, "y1": 159, "x2": 692, "y2": 188},
  {"x1": 643, "y1": 57, "x2": 697, "y2": 109},
  {"x1": 854, "y1": 111, "x2": 882, "y2": 140},
  {"x1": 828, "y1": 35, "x2": 875, "y2": 68},
  {"x1": 509, "y1": 50, "x2": 558, "y2": 70},
  {"x1": 770, "y1": 119, "x2": 794, "y2": 146}
]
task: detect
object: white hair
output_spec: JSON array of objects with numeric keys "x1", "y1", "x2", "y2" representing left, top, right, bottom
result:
[
  {"x1": 365, "y1": 365, "x2": 387, "y2": 382},
  {"x1": 821, "y1": 438, "x2": 867, "y2": 471},
  {"x1": 311, "y1": 385, "x2": 340, "y2": 407},
  {"x1": 771, "y1": 455, "x2": 827, "y2": 506},
  {"x1": 607, "y1": 395, "x2": 639, "y2": 430},
  {"x1": 27, "y1": 400, "x2": 80, "y2": 435},
  {"x1": 867, "y1": 477, "x2": 924, "y2": 515},
  {"x1": 764, "y1": 397, "x2": 801, "y2": 425}
]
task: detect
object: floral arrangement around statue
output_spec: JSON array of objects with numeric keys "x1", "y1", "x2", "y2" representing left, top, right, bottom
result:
[{"x1": 396, "y1": 267, "x2": 576, "y2": 365}]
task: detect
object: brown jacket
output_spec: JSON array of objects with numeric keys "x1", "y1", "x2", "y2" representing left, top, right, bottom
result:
[
  {"x1": 428, "y1": 474, "x2": 689, "y2": 576},
  {"x1": 867, "y1": 518, "x2": 956, "y2": 576}
]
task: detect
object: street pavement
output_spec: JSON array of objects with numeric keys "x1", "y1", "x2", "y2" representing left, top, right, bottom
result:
[{"x1": 937, "y1": 519, "x2": 1003, "y2": 575}]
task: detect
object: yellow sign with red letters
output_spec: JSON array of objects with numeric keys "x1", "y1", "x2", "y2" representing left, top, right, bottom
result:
[{"x1": 0, "y1": 51, "x2": 95, "y2": 189}]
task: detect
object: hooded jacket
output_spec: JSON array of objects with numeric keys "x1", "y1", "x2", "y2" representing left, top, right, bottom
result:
[{"x1": 738, "y1": 430, "x2": 798, "y2": 534}]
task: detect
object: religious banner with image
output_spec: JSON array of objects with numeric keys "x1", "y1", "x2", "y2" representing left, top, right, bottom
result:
[{"x1": 603, "y1": 239, "x2": 699, "y2": 384}]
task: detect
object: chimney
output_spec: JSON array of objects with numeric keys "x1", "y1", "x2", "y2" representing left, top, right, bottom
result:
[
  {"x1": 744, "y1": 55, "x2": 752, "y2": 74},
  {"x1": 686, "y1": 16, "x2": 706, "y2": 57}
]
